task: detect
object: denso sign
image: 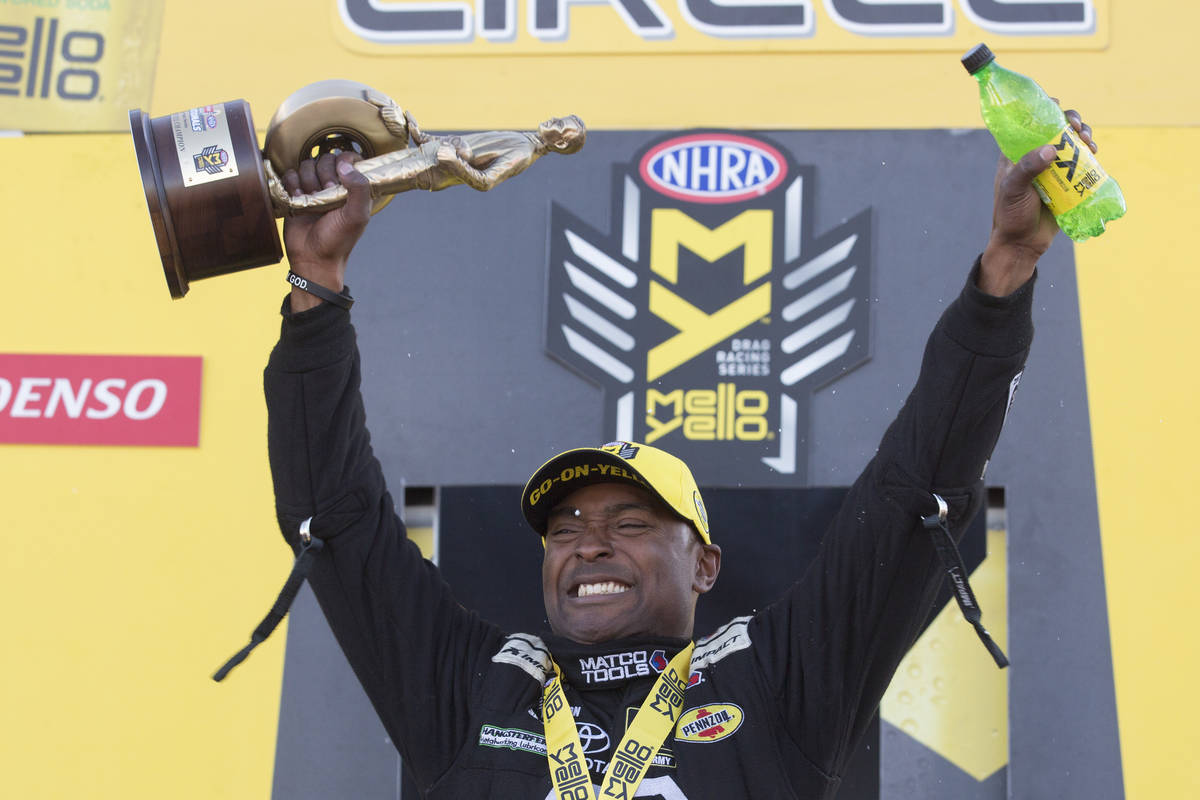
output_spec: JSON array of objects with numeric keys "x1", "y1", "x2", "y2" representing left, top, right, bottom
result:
[{"x1": 0, "y1": 354, "x2": 202, "y2": 447}]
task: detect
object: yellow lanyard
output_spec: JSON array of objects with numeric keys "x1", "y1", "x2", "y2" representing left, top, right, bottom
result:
[{"x1": 542, "y1": 643, "x2": 693, "y2": 800}]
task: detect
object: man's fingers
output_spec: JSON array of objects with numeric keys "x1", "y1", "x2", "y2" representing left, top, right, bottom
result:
[
  {"x1": 282, "y1": 168, "x2": 302, "y2": 198},
  {"x1": 298, "y1": 159, "x2": 319, "y2": 194},
  {"x1": 1021, "y1": 144, "x2": 1056, "y2": 178},
  {"x1": 1001, "y1": 145, "x2": 1055, "y2": 198},
  {"x1": 316, "y1": 153, "x2": 339, "y2": 189},
  {"x1": 991, "y1": 154, "x2": 1009, "y2": 214},
  {"x1": 1063, "y1": 108, "x2": 1097, "y2": 153},
  {"x1": 335, "y1": 154, "x2": 372, "y2": 229}
]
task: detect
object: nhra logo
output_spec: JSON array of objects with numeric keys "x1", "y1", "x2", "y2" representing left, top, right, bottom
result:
[
  {"x1": 545, "y1": 131, "x2": 872, "y2": 486},
  {"x1": 639, "y1": 134, "x2": 786, "y2": 204},
  {"x1": 193, "y1": 145, "x2": 229, "y2": 175}
]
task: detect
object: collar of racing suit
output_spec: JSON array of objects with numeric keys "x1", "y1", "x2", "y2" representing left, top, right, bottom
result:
[{"x1": 543, "y1": 633, "x2": 693, "y2": 691}]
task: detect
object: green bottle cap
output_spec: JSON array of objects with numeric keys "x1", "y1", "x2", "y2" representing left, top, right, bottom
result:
[{"x1": 961, "y1": 43, "x2": 995, "y2": 74}]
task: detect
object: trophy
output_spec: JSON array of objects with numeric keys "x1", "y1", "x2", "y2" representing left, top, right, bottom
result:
[{"x1": 129, "y1": 80, "x2": 586, "y2": 298}]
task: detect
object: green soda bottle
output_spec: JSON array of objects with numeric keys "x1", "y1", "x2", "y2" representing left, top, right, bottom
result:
[{"x1": 962, "y1": 43, "x2": 1125, "y2": 242}]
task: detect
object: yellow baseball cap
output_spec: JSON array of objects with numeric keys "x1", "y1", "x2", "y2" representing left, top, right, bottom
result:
[{"x1": 521, "y1": 441, "x2": 711, "y2": 543}]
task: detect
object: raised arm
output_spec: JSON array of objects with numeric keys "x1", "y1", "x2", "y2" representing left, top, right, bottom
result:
[
  {"x1": 264, "y1": 153, "x2": 503, "y2": 790},
  {"x1": 756, "y1": 109, "x2": 1097, "y2": 778}
]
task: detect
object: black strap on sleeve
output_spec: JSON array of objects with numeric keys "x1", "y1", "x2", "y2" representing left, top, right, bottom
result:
[
  {"x1": 287, "y1": 271, "x2": 354, "y2": 310},
  {"x1": 922, "y1": 494, "x2": 1009, "y2": 669},
  {"x1": 212, "y1": 517, "x2": 325, "y2": 682}
]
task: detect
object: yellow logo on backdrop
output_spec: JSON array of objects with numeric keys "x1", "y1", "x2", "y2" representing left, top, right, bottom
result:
[
  {"x1": 0, "y1": 4, "x2": 164, "y2": 132},
  {"x1": 333, "y1": 0, "x2": 1106, "y2": 55},
  {"x1": 646, "y1": 384, "x2": 770, "y2": 444},
  {"x1": 545, "y1": 130, "x2": 873, "y2": 484},
  {"x1": 647, "y1": 209, "x2": 772, "y2": 382}
]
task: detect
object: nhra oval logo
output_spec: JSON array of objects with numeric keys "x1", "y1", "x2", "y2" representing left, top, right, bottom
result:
[
  {"x1": 639, "y1": 134, "x2": 786, "y2": 204},
  {"x1": 675, "y1": 703, "x2": 744, "y2": 743}
]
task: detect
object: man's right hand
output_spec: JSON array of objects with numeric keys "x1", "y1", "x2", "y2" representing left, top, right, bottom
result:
[{"x1": 281, "y1": 151, "x2": 374, "y2": 311}]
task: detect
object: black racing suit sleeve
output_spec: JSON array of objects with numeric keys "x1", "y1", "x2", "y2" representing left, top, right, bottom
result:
[
  {"x1": 750, "y1": 258, "x2": 1035, "y2": 780},
  {"x1": 263, "y1": 298, "x2": 501, "y2": 791}
]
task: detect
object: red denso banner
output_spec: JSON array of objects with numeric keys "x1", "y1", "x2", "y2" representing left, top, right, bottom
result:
[{"x1": 0, "y1": 354, "x2": 202, "y2": 446}]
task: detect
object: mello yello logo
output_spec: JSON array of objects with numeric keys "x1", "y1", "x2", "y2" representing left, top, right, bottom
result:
[
  {"x1": 0, "y1": 17, "x2": 104, "y2": 102},
  {"x1": 646, "y1": 385, "x2": 770, "y2": 444},
  {"x1": 544, "y1": 132, "x2": 873, "y2": 487}
]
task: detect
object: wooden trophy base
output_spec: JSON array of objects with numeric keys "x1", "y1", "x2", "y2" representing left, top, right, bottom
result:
[{"x1": 129, "y1": 100, "x2": 282, "y2": 298}]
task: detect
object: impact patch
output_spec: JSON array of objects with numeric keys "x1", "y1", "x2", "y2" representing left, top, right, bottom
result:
[
  {"x1": 692, "y1": 616, "x2": 753, "y2": 670},
  {"x1": 492, "y1": 633, "x2": 553, "y2": 682}
]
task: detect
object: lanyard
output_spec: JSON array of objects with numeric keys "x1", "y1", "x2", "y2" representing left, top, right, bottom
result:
[
  {"x1": 543, "y1": 643, "x2": 693, "y2": 800},
  {"x1": 922, "y1": 493, "x2": 1008, "y2": 668}
]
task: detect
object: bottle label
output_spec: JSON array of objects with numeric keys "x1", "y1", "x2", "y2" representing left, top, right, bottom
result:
[{"x1": 1033, "y1": 125, "x2": 1108, "y2": 215}]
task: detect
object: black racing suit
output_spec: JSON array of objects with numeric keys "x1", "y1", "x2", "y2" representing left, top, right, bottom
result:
[{"x1": 264, "y1": 260, "x2": 1033, "y2": 799}]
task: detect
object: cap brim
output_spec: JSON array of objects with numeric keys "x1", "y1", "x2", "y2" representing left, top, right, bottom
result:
[{"x1": 522, "y1": 447, "x2": 661, "y2": 535}]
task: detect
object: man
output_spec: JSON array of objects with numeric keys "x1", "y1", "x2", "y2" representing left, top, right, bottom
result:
[{"x1": 261, "y1": 112, "x2": 1095, "y2": 799}]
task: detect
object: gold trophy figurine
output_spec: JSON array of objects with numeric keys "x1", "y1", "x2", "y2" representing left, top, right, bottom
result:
[{"x1": 129, "y1": 80, "x2": 587, "y2": 299}]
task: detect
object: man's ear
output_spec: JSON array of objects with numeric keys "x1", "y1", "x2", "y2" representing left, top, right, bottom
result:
[{"x1": 693, "y1": 544, "x2": 722, "y2": 595}]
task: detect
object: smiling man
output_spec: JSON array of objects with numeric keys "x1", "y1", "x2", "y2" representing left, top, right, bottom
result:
[
  {"x1": 253, "y1": 110, "x2": 1097, "y2": 799},
  {"x1": 530, "y1": 447, "x2": 721, "y2": 646}
]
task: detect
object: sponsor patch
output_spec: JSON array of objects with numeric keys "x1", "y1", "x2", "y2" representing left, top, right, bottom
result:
[
  {"x1": 579, "y1": 649, "x2": 653, "y2": 685},
  {"x1": 692, "y1": 490, "x2": 709, "y2": 533},
  {"x1": 692, "y1": 616, "x2": 753, "y2": 670},
  {"x1": 479, "y1": 721, "x2": 612, "y2": 764},
  {"x1": 649, "y1": 649, "x2": 702, "y2": 687},
  {"x1": 492, "y1": 633, "x2": 553, "y2": 682},
  {"x1": 601, "y1": 440, "x2": 641, "y2": 459},
  {"x1": 479, "y1": 725, "x2": 547, "y2": 758},
  {"x1": 576, "y1": 722, "x2": 610, "y2": 756},
  {"x1": 675, "y1": 704, "x2": 744, "y2": 743}
]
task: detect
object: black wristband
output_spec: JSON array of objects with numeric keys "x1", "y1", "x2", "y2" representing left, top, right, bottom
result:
[{"x1": 287, "y1": 271, "x2": 354, "y2": 309}]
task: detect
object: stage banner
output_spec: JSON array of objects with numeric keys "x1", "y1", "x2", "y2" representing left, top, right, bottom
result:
[
  {"x1": 0, "y1": 1, "x2": 164, "y2": 132},
  {"x1": 331, "y1": 0, "x2": 1108, "y2": 56}
]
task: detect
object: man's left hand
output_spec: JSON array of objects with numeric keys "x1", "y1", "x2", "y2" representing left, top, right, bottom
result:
[{"x1": 978, "y1": 108, "x2": 1096, "y2": 296}]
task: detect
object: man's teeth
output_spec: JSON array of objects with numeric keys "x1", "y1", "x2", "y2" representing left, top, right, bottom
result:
[{"x1": 577, "y1": 582, "x2": 629, "y2": 597}]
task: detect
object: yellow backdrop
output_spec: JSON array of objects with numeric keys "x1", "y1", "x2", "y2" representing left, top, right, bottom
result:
[{"x1": 1, "y1": 0, "x2": 1196, "y2": 797}]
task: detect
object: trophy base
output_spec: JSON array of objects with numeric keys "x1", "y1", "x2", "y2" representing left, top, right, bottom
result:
[{"x1": 130, "y1": 101, "x2": 282, "y2": 298}]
